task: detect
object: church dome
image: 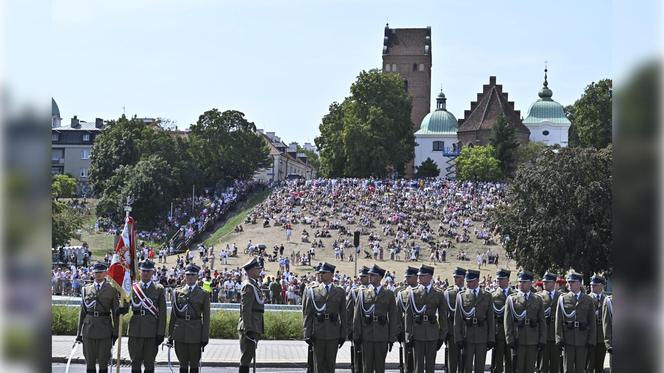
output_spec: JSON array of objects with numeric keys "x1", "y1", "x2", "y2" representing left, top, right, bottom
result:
[
  {"x1": 416, "y1": 89, "x2": 458, "y2": 135},
  {"x1": 52, "y1": 98, "x2": 61, "y2": 118},
  {"x1": 523, "y1": 68, "x2": 571, "y2": 125}
]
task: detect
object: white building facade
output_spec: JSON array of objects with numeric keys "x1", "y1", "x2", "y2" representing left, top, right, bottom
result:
[
  {"x1": 523, "y1": 68, "x2": 571, "y2": 146},
  {"x1": 414, "y1": 90, "x2": 460, "y2": 178}
]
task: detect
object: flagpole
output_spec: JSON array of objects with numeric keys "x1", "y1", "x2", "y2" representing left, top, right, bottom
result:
[{"x1": 116, "y1": 197, "x2": 133, "y2": 373}]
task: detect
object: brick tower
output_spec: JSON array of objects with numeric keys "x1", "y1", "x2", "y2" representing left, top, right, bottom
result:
[{"x1": 382, "y1": 24, "x2": 432, "y2": 177}]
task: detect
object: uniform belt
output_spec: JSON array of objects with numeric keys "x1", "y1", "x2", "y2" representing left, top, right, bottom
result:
[
  {"x1": 517, "y1": 318, "x2": 538, "y2": 328},
  {"x1": 177, "y1": 314, "x2": 201, "y2": 320},
  {"x1": 464, "y1": 317, "x2": 485, "y2": 327},
  {"x1": 86, "y1": 311, "x2": 110, "y2": 317},
  {"x1": 132, "y1": 308, "x2": 157, "y2": 316},
  {"x1": 316, "y1": 312, "x2": 337, "y2": 322},
  {"x1": 565, "y1": 321, "x2": 587, "y2": 330},
  {"x1": 414, "y1": 313, "x2": 437, "y2": 324}
]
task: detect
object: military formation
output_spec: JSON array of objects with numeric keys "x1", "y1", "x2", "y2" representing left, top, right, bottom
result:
[{"x1": 74, "y1": 260, "x2": 612, "y2": 373}]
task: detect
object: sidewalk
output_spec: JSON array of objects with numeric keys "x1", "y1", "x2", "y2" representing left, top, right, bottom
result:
[
  {"x1": 52, "y1": 335, "x2": 609, "y2": 370},
  {"x1": 53, "y1": 335, "x2": 460, "y2": 369}
]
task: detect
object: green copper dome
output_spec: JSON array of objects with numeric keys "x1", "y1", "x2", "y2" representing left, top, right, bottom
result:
[
  {"x1": 523, "y1": 68, "x2": 571, "y2": 125},
  {"x1": 415, "y1": 90, "x2": 458, "y2": 135}
]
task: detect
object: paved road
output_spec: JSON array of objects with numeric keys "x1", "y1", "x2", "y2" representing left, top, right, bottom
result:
[
  {"x1": 53, "y1": 335, "x2": 609, "y2": 370},
  {"x1": 52, "y1": 364, "x2": 391, "y2": 372}
]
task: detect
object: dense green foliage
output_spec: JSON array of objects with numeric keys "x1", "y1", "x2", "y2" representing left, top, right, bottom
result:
[
  {"x1": 316, "y1": 69, "x2": 415, "y2": 178},
  {"x1": 492, "y1": 146, "x2": 613, "y2": 276},
  {"x1": 52, "y1": 306, "x2": 303, "y2": 340},
  {"x1": 52, "y1": 174, "x2": 78, "y2": 199},
  {"x1": 52, "y1": 200, "x2": 84, "y2": 248},
  {"x1": 489, "y1": 115, "x2": 519, "y2": 177},
  {"x1": 567, "y1": 79, "x2": 612, "y2": 148},
  {"x1": 415, "y1": 157, "x2": 440, "y2": 178},
  {"x1": 455, "y1": 145, "x2": 502, "y2": 181}
]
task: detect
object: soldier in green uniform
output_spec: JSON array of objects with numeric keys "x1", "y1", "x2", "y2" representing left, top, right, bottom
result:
[
  {"x1": 537, "y1": 271, "x2": 561, "y2": 373},
  {"x1": 555, "y1": 271, "x2": 596, "y2": 373},
  {"x1": 269, "y1": 277, "x2": 282, "y2": 304},
  {"x1": 444, "y1": 267, "x2": 466, "y2": 373},
  {"x1": 237, "y1": 257, "x2": 265, "y2": 373},
  {"x1": 404, "y1": 264, "x2": 448, "y2": 373},
  {"x1": 504, "y1": 270, "x2": 546, "y2": 373},
  {"x1": 303, "y1": 262, "x2": 348, "y2": 373},
  {"x1": 127, "y1": 260, "x2": 167, "y2": 373},
  {"x1": 347, "y1": 266, "x2": 370, "y2": 373},
  {"x1": 454, "y1": 269, "x2": 494, "y2": 373},
  {"x1": 395, "y1": 266, "x2": 419, "y2": 373},
  {"x1": 76, "y1": 262, "x2": 121, "y2": 373},
  {"x1": 167, "y1": 264, "x2": 211, "y2": 373},
  {"x1": 602, "y1": 294, "x2": 612, "y2": 372},
  {"x1": 353, "y1": 264, "x2": 398, "y2": 373},
  {"x1": 490, "y1": 268, "x2": 513, "y2": 373},
  {"x1": 587, "y1": 274, "x2": 607, "y2": 373}
]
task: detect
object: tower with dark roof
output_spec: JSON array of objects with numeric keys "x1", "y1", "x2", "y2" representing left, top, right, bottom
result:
[
  {"x1": 382, "y1": 24, "x2": 432, "y2": 176},
  {"x1": 457, "y1": 76, "x2": 530, "y2": 146}
]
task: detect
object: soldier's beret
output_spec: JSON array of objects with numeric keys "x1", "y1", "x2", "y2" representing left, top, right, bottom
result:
[
  {"x1": 565, "y1": 271, "x2": 583, "y2": 282},
  {"x1": 405, "y1": 266, "x2": 419, "y2": 277},
  {"x1": 542, "y1": 271, "x2": 558, "y2": 282},
  {"x1": 316, "y1": 262, "x2": 336, "y2": 273},
  {"x1": 358, "y1": 266, "x2": 370, "y2": 277},
  {"x1": 590, "y1": 274, "x2": 606, "y2": 285},
  {"x1": 465, "y1": 269, "x2": 480, "y2": 281},
  {"x1": 417, "y1": 265, "x2": 434, "y2": 276},
  {"x1": 139, "y1": 260, "x2": 156, "y2": 271},
  {"x1": 185, "y1": 264, "x2": 200, "y2": 275},
  {"x1": 91, "y1": 262, "x2": 107, "y2": 272},
  {"x1": 496, "y1": 268, "x2": 511, "y2": 279},
  {"x1": 242, "y1": 257, "x2": 262, "y2": 272},
  {"x1": 518, "y1": 270, "x2": 535, "y2": 282},
  {"x1": 367, "y1": 264, "x2": 386, "y2": 278},
  {"x1": 453, "y1": 267, "x2": 467, "y2": 277}
]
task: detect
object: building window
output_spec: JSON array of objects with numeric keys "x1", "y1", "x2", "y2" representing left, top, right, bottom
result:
[
  {"x1": 542, "y1": 130, "x2": 550, "y2": 136},
  {"x1": 81, "y1": 149, "x2": 90, "y2": 160},
  {"x1": 392, "y1": 64, "x2": 397, "y2": 71},
  {"x1": 413, "y1": 63, "x2": 417, "y2": 71},
  {"x1": 403, "y1": 80, "x2": 408, "y2": 93},
  {"x1": 51, "y1": 167, "x2": 63, "y2": 175},
  {"x1": 52, "y1": 133, "x2": 59, "y2": 141},
  {"x1": 82, "y1": 133, "x2": 91, "y2": 142},
  {"x1": 419, "y1": 64, "x2": 425, "y2": 72},
  {"x1": 80, "y1": 168, "x2": 88, "y2": 178},
  {"x1": 384, "y1": 64, "x2": 390, "y2": 72},
  {"x1": 433, "y1": 141, "x2": 444, "y2": 151}
]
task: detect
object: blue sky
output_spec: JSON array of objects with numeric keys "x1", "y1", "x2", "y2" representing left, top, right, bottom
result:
[{"x1": 49, "y1": 0, "x2": 615, "y2": 145}]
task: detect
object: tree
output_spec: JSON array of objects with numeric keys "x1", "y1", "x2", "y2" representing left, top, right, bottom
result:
[
  {"x1": 489, "y1": 115, "x2": 519, "y2": 176},
  {"x1": 569, "y1": 79, "x2": 612, "y2": 148},
  {"x1": 316, "y1": 69, "x2": 414, "y2": 178},
  {"x1": 513, "y1": 141, "x2": 548, "y2": 169},
  {"x1": 52, "y1": 200, "x2": 84, "y2": 248},
  {"x1": 96, "y1": 155, "x2": 177, "y2": 228},
  {"x1": 415, "y1": 157, "x2": 440, "y2": 178},
  {"x1": 455, "y1": 145, "x2": 502, "y2": 181},
  {"x1": 189, "y1": 109, "x2": 271, "y2": 185},
  {"x1": 492, "y1": 146, "x2": 612, "y2": 276},
  {"x1": 52, "y1": 174, "x2": 78, "y2": 199},
  {"x1": 564, "y1": 105, "x2": 580, "y2": 147}
]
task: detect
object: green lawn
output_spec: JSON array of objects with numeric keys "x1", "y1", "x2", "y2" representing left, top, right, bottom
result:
[{"x1": 203, "y1": 189, "x2": 272, "y2": 246}]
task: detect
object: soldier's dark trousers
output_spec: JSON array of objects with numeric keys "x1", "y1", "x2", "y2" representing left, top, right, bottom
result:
[
  {"x1": 586, "y1": 343, "x2": 605, "y2": 373},
  {"x1": 405, "y1": 342, "x2": 414, "y2": 373},
  {"x1": 128, "y1": 337, "x2": 157, "y2": 372},
  {"x1": 516, "y1": 345, "x2": 537, "y2": 373},
  {"x1": 446, "y1": 335, "x2": 458, "y2": 373},
  {"x1": 174, "y1": 341, "x2": 201, "y2": 373},
  {"x1": 493, "y1": 339, "x2": 511, "y2": 373},
  {"x1": 538, "y1": 340, "x2": 560, "y2": 373},
  {"x1": 239, "y1": 333, "x2": 256, "y2": 367},
  {"x1": 463, "y1": 343, "x2": 487, "y2": 373},
  {"x1": 82, "y1": 337, "x2": 112, "y2": 371},
  {"x1": 413, "y1": 340, "x2": 436, "y2": 373},
  {"x1": 562, "y1": 345, "x2": 587, "y2": 373},
  {"x1": 361, "y1": 341, "x2": 388, "y2": 373},
  {"x1": 313, "y1": 339, "x2": 339, "y2": 373},
  {"x1": 353, "y1": 342, "x2": 363, "y2": 373}
]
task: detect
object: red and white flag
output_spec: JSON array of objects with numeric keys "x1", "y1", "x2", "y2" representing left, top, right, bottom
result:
[{"x1": 108, "y1": 216, "x2": 136, "y2": 300}]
